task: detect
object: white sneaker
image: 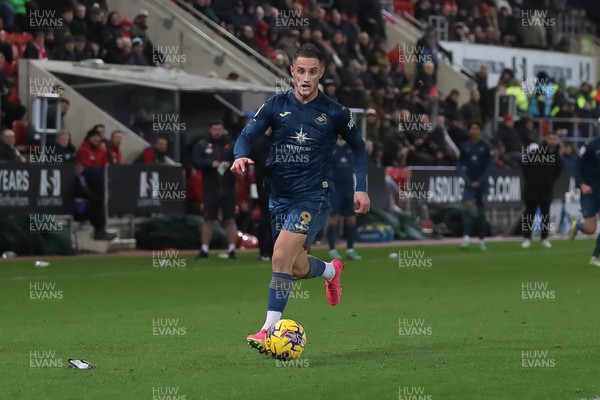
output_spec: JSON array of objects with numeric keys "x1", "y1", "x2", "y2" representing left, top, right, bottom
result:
[
  {"x1": 521, "y1": 239, "x2": 531, "y2": 249},
  {"x1": 541, "y1": 239, "x2": 552, "y2": 249},
  {"x1": 590, "y1": 258, "x2": 600, "y2": 267}
]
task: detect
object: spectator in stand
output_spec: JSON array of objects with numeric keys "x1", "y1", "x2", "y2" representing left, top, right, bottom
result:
[
  {"x1": 23, "y1": 31, "x2": 48, "y2": 60},
  {"x1": 53, "y1": 9, "x2": 74, "y2": 47},
  {"x1": 77, "y1": 128, "x2": 108, "y2": 167},
  {"x1": 194, "y1": 0, "x2": 221, "y2": 25},
  {"x1": 136, "y1": 137, "x2": 169, "y2": 164},
  {"x1": 52, "y1": 35, "x2": 76, "y2": 61},
  {"x1": 389, "y1": 61, "x2": 409, "y2": 90},
  {"x1": 131, "y1": 37, "x2": 150, "y2": 66},
  {"x1": 121, "y1": 37, "x2": 133, "y2": 64},
  {"x1": 414, "y1": 0, "x2": 434, "y2": 24},
  {"x1": 521, "y1": 134, "x2": 562, "y2": 249},
  {"x1": 553, "y1": 101, "x2": 577, "y2": 137},
  {"x1": 475, "y1": 68, "x2": 492, "y2": 125},
  {"x1": 72, "y1": 3, "x2": 88, "y2": 38},
  {"x1": 121, "y1": 18, "x2": 133, "y2": 38},
  {"x1": 131, "y1": 9, "x2": 155, "y2": 62},
  {"x1": 0, "y1": 30, "x2": 12, "y2": 63},
  {"x1": 87, "y1": 6, "x2": 106, "y2": 48},
  {"x1": 104, "y1": 36, "x2": 127, "y2": 64},
  {"x1": 323, "y1": 78, "x2": 337, "y2": 101},
  {"x1": 442, "y1": 89, "x2": 460, "y2": 119},
  {"x1": 447, "y1": 114, "x2": 469, "y2": 150},
  {"x1": 414, "y1": 61, "x2": 436, "y2": 98},
  {"x1": 0, "y1": 52, "x2": 26, "y2": 129},
  {"x1": 239, "y1": 25, "x2": 261, "y2": 53},
  {"x1": 365, "y1": 108, "x2": 379, "y2": 143},
  {"x1": 191, "y1": 121, "x2": 238, "y2": 260},
  {"x1": 492, "y1": 140, "x2": 517, "y2": 170},
  {"x1": 496, "y1": 114, "x2": 523, "y2": 165},
  {"x1": 52, "y1": 131, "x2": 76, "y2": 163},
  {"x1": 105, "y1": 11, "x2": 124, "y2": 45},
  {"x1": 0, "y1": 128, "x2": 25, "y2": 162},
  {"x1": 429, "y1": 115, "x2": 459, "y2": 165},
  {"x1": 108, "y1": 130, "x2": 123, "y2": 164},
  {"x1": 224, "y1": 0, "x2": 253, "y2": 30},
  {"x1": 516, "y1": 117, "x2": 537, "y2": 146},
  {"x1": 73, "y1": 35, "x2": 91, "y2": 61},
  {"x1": 460, "y1": 89, "x2": 483, "y2": 124}
]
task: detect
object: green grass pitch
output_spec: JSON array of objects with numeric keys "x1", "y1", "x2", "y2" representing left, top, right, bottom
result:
[{"x1": 1, "y1": 240, "x2": 600, "y2": 400}]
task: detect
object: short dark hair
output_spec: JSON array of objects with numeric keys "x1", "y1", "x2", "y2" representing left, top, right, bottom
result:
[
  {"x1": 467, "y1": 121, "x2": 483, "y2": 130},
  {"x1": 209, "y1": 120, "x2": 223, "y2": 127},
  {"x1": 293, "y1": 44, "x2": 325, "y2": 65}
]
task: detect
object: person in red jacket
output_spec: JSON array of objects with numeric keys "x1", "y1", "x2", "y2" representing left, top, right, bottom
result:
[
  {"x1": 135, "y1": 137, "x2": 169, "y2": 164},
  {"x1": 77, "y1": 128, "x2": 108, "y2": 167},
  {"x1": 108, "y1": 130, "x2": 123, "y2": 164}
]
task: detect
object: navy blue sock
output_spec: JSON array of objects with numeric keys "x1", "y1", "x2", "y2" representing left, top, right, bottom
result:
[
  {"x1": 301, "y1": 255, "x2": 326, "y2": 279},
  {"x1": 267, "y1": 272, "x2": 292, "y2": 312},
  {"x1": 593, "y1": 233, "x2": 600, "y2": 258},
  {"x1": 327, "y1": 224, "x2": 336, "y2": 250},
  {"x1": 346, "y1": 223, "x2": 356, "y2": 249}
]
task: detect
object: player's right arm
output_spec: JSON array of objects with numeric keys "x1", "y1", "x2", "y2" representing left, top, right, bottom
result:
[
  {"x1": 577, "y1": 141, "x2": 595, "y2": 194},
  {"x1": 231, "y1": 99, "x2": 273, "y2": 175},
  {"x1": 456, "y1": 144, "x2": 471, "y2": 185}
]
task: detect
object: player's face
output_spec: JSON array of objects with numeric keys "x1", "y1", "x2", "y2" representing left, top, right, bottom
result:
[
  {"x1": 468, "y1": 123, "x2": 481, "y2": 140},
  {"x1": 291, "y1": 56, "x2": 324, "y2": 102}
]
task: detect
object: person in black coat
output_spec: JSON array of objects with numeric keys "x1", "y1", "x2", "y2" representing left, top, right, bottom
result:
[
  {"x1": 520, "y1": 132, "x2": 563, "y2": 249},
  {"x1": 191, "y1": 121, "x2": 238, "y2": 259}
]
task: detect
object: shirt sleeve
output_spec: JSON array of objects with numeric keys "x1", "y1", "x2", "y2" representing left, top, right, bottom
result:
[
  {"x1": 456, "y1": 144, "x2": 470, "y2": 185},
  {"x1": 477, "y1": 143, "x2": 494, "y2": 186},
  {"x1": 234, "y1": 98, "x2": 273, "y2": 159},
  {"x1": 336, "y1": 107, "x2": 368, "y2": 192}
]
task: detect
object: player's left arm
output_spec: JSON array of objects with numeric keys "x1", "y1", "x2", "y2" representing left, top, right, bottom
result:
[{"x1": 337, "y1": 107, "x2": 370, "y2": 213}]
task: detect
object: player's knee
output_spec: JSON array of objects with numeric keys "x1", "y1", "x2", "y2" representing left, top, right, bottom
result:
[
  {"x1": 584, "y1": 218, "x2": 597, "y2": 235},
  {"x1": 271, "y1": 249, "x2": 292, "y2": 273}
]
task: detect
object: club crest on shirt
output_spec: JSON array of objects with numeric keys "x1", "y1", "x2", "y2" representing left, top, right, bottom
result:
[{"x1": 315, "y1": 113, "x2": 327, "y2": 125}]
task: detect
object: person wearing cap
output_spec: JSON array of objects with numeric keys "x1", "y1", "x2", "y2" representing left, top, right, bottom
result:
[
  {"x1": 521, "y1": 133, "x2": 562, "y2": 249},
  {"x1": 77, "y1": 127, "x2": 108, "y2": 167},
  {"x1": 131, "y1": 37, "x2": 150, "y2": 66},
  {"x1": 365, "y1": 108, "x2": 379, "y2": 143}
]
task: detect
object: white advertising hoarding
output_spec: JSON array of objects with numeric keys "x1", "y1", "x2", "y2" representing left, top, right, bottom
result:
[{"x1": 440, "y1": 42, "x2": 596, "y2": 88}]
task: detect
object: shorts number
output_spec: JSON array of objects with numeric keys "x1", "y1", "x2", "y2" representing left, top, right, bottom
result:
[{"x1": 300, "y1": 211, "x2": 312, "y2": 225}]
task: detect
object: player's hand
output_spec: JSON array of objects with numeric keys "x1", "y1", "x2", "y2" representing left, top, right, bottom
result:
[
  {"x1": 230, "y1": 158, "x2": 254, "y2": 175},
  {"x1": 354, "y1": 191, "x2": 370, "y2": 214},
  {"x1": 581, "y1": 183, "x2": 593, "y2": 194}
]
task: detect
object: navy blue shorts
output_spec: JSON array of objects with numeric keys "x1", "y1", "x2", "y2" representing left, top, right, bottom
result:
[
  {"x1": 462, "y1": 185, "x2": 487, "y2": 206},
  {"x1": 330, "y1": 190, "x2": 354, "y2": 217},
  {"x1": 581, "y1": 193, "x2": 600, "y2": 219},
  {"x1": 270, "y1": 194, "x2": 330, "y2": 249}
]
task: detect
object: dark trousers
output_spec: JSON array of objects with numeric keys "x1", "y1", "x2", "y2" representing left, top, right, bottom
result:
[{"x1": 522, "y1": 198, "x2": 551, "y2": 240}]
